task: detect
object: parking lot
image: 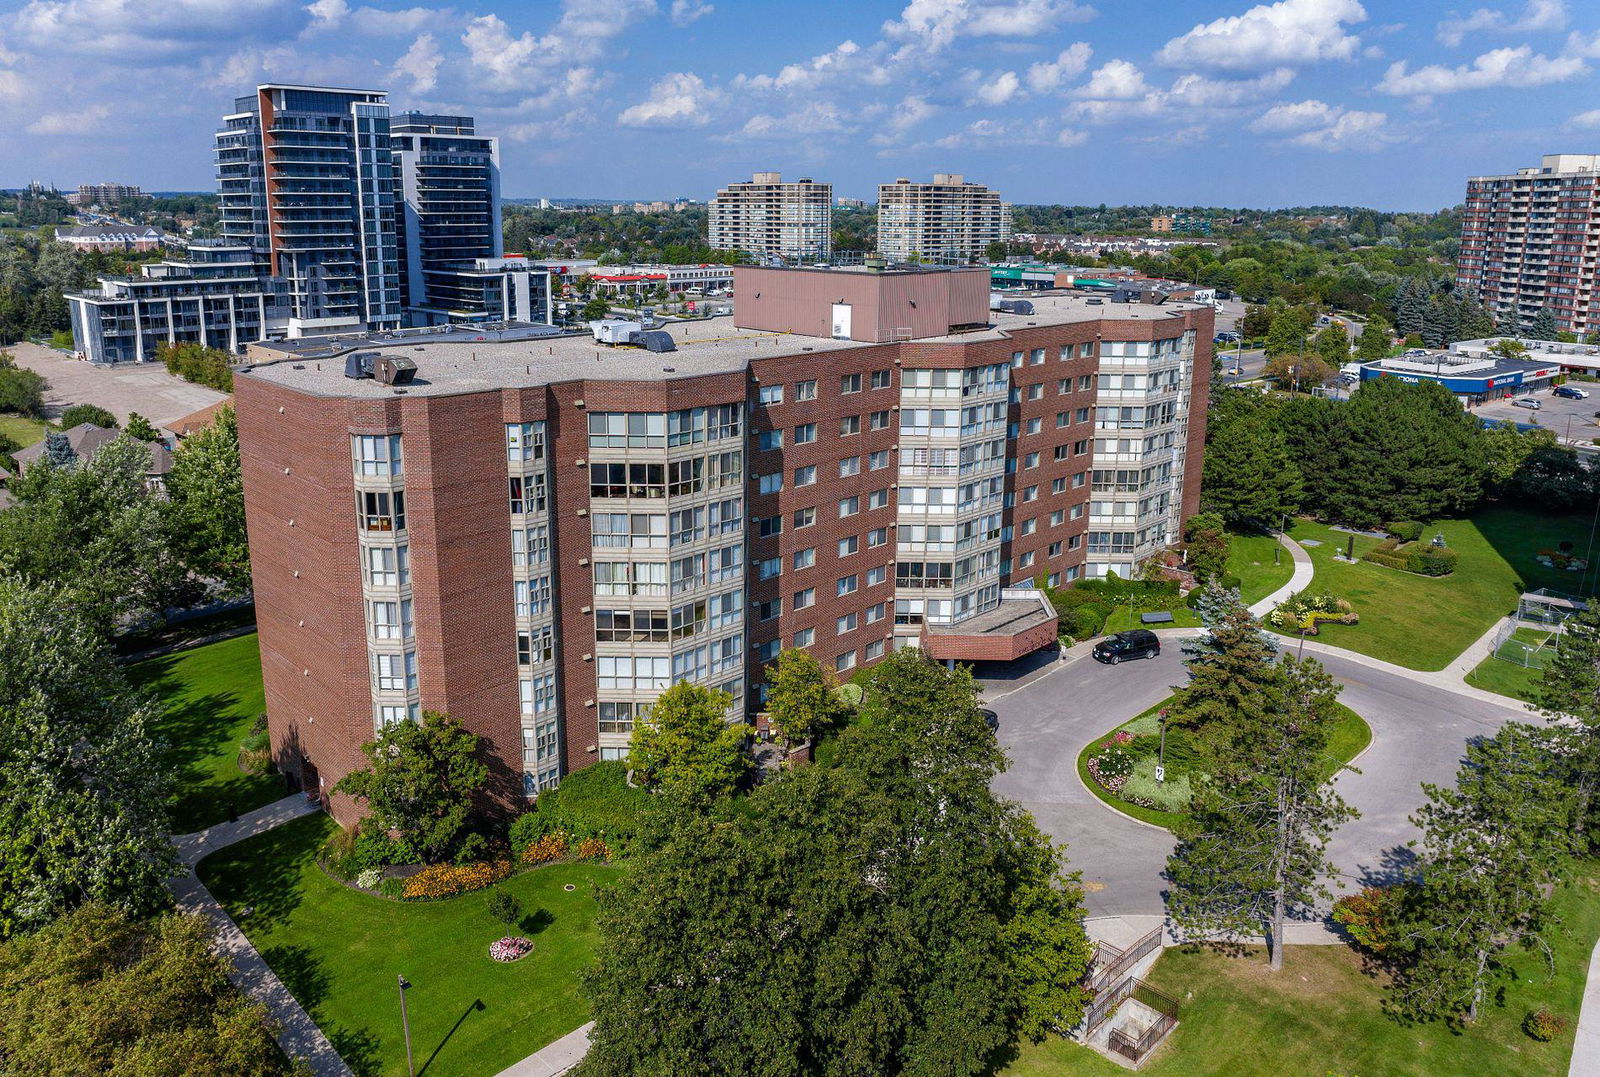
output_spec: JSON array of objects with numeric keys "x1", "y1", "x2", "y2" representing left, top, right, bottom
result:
[
  {"x1": 1475, "y1": 383, "x2": 1600, "y2": 444},
  {"x1": 4, "y1": 342, "x2": 226, "y2": 426}
]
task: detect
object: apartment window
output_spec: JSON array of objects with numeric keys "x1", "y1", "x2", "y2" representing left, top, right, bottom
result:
[
  {"x1": 867, "y1": 488, "x2": 889, "y2": 510},
  {"x1": 359, "y1": 490, "x2": 405, "y2": 532},
  {"x1": 379, "y1": 705, "x2": 412, "y2": 727},
  {"x1": 1050, "y1": 509, "x2": 1066, "y2": 527},
  {"x1": 1030, "y1": 348, "x2": 1045, "y2": 366},
  {"x1": 1020, "y1": 551, "x2": 1035, "y2": 568},
  {"x1": 592, "y1": 561, "x2": 667, "y2": 597},
  {"x1": 364, "y1": 544, "x2": 408, "y2": 586},
  {"x1": 794, "y1": 423, "x2": 817, "y2": 445},
  {"x1": 1054, "y1": 445, "x2": 1071, "y2": 462},
  {"x1": 1052, "y1": 477, "x2": 1067, "y2": 494},
  {"x1": 592, "y1": 512, "x2": 667, "y2": 549},
  {"x1": 793, "y1": 547, "x2": 816, "y2": 570},
  {"x1": 756, "y1": 639, "x2": 780, "y2": 662},
  {"x1": 518, "y1": 625, "x2": 557, "y2": 662},
  {"x1": 839, "y1": 456, "x2": 861, "y2": 478},
  {"x1": 758, "y1": 557, "x2": 782, "y2": 580},
  {"x1": 709, "y1": 498, "x2": 743, "y2": 535},
  {"x1": 835, "y1": 651, "x2": 857, "y2": 673},
  {"x1": 759, "y1": 473, "x2": 784, "y2": 494},
  {"x1": 588, "y1": 412, "x2": 665, "y2": 449},
  {"x1": 512, "y1": 526, "x2": 549, "y2": 567},
  {"x1": 867, "y1": 527, "x2": 888, "y2": 548},
  {"x1": 1027, "y1": 384, "x2": 1043, "y2": 400},
  {"x1": 838, "y1": 535, "x2": 859, "y2": 557},
  {"x1": 756, "y1": 598, "x2": 781, "y2": 621},
  {"x1": 1075, "y1": 439, "x2": 1089, "y2": 455},
  {"x1": 598, "y1": 701, "x2": 637, "y2": 734},
  {"x1": 795, "y1": 465, "x2": 817, "y2": 486},
  {"x1": 757, "y1": 514, "x2": 783, "y2": 537},
  {"x1": 1021, "y1": 518, "x2": 1038, "y2": 536},
  {"x1": 670, "y1": 506, "x2": 704, "y2": 545},
  {"x1": 793, "y1": 506, "x2": 816, "y2": 528},
  {"x1": 1069, "y1": 534, "x2": 1082, "y2": 550},
  {"x1": 597, "y1": 655, "x2": 670, "y2": 691},
  {"x1": 866, "y1": 565, "x2": 886, "y2": 587},
  {"x1": 758, "y1": 384, "x2": 784, "y2": 405},
  {"x1": 796, "y1": 379, "x2": 818, "y2": 401},
  {"x1": 1025, "y1": 452, "x2": 1040, "y2": 470},
  {"x1": 840, "y1": 373, "x2": 862, "y2": 394},
  {"x1": 1048, "y1": 541, "x2": 1063, "y2": 557},
  {"x1": 1026, "y1": 417, "x2": 1042, "y2": 435},
  {"x1": 866, "y1": 639, "x2": 886, "y2": 660},
  {"x1": 590, "y1": 462, "x2": 665, "y2": 499},
  {"x1": 794, "y1": 587, "x2": 815, "y2": 610},
  {"x1": 871, "y1": 369, "x2": 892, "y2": 389},
  {"x1": 1023, "y1": 485, "x2": 1039, "y2": 502},
  {"x1": 836, "y1": 612, "x2": 858, "y2": 634},
  {"x1": 1071, "y1": 504, "x2": 1084, "y2": 520},
  {"x1": 869, "y1": 409, "x2": 891, "y2": 430},
  {"x1": 596, "y1": 608, "x2": 668, "y2": 643},
  {"x1": 514, "y1": 575, "x2": 553, "y2": 614},
  {"x1": 353, "y1": 434, "x2": 402, "y2": 477},
  {"x1": 1079, "y1": 374, "x2": 1093, "y2": 390},
  {"x1": 1058, "y1": 379, "x2": 1072, "y2": 394},
  {"x1": 1011, "y1": 351, "x2": 1024, "y2": 367},
  {"x1": 1076, "y1": 407, "x2": 1091, "y2": 423},
  {"x1": 374, "y1": 651, "x2": 416, "y2": 692},
  {"x1": 837, "y1": 574, "x2": 858, "y2": 596},
  {"x1": 509, "y1": 474, "x2": 548, "y2": 514},
  {"x1": 794, "y1": 628, "x2": 815, "y2": 648},
  {"x1": 866, "y1": 601, "x2": 887, "y2": 624},
  {"x1": 868, "y1": 449, "x2": 889, "y2": 471},
  {"x1": 369, "y1": 598, "x2": 413, "y2": 640},
  {"x1": 758, "y1": 429, "x2": 784, "y2": 450},
  {"x1": 840, "y1": 414, "x2": 860, "y2": 436},
  {"x1": 506, "y1": 422, "x2": 545, "y2": 462},
  {"x1": 1073, "y1": 471, "x2": 1087, "y2": 488},
  {"x1": 839, "y1": 496, "x2": 860, "y2": 517}
]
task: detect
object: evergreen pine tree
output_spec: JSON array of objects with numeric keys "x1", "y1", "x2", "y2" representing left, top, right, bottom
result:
[
  {"x1": 42, "y1": 430, "x2": 75, "y2": 468},
  {"x1": 1529, "y1": 307, "x2": 1561, "y2": 341},
  {"x1": 1534, "y1": 606, "x2": 1600, "y2": 843},
  {"x1": 1395, "y1": 279, "x2": 1425, "y2": 336}
]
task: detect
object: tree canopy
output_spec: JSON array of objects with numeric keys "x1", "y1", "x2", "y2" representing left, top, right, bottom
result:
[{"x1": 627, "y1": 682, "x2": 747, "y2": 803}]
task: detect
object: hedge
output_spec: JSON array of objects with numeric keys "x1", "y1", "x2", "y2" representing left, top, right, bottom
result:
[
  {"x1": 509, "y1": 760, "x2": 652, "y2": 855},
  {"x1": 1406, "y1": 546, "x2": 1458, "y2": 576},
  {"x1": 1385, "y1": 520, "x2": 1425, "y2": 543}
]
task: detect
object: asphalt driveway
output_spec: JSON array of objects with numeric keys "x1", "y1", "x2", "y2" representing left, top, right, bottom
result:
[{"x1": 983, "y1": 641, "x2": 1527, "y2": 916}]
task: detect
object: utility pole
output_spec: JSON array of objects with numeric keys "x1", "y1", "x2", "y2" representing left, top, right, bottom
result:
[{"x1": 398, "y1": 975, "x2": 415, "y2": 1077}]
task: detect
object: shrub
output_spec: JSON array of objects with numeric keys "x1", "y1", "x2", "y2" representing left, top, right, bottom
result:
[
  {"x1": 59, "y1": 403, "x2": 118, "y2": 430},
  {"x1": 1087, "y1": 741, "x2": 1136, "y2": 794},
  {"x1": 520, "y1": 833, "x2": 571, "y2": 866},
  {"x1": 1269, "y1": 590, "x2": 1358, "y2": 634},
  {"x1": 1120, "y1": 758, "x2": 1193, "y2": 813},
  {"x1": 485, "y1": 887, "x2": 523, "y2": 928},
  {"x1": 1218, "y1": 573, "x2": 1242, "y2": 593},
  {"x1": 1068, "y1": 603, "x2": 1109, "y2": 638},
  {"x1": 1331, "y1": 885, "x2": 1404, "y2": 955},
  {"x1": 378, "y1": 877, "x2": 406, "y2": 899},
  {"x1": 1405, "y1": 546, "x2": 1458, "y2": 576},
  {"x1": 1524, "y1": 1008, "x2": 1568, "y2": 1042},
  {"x1": 1386, "y1": 520, "x2": 1424, "y2": 543},
  {"x1": 573, "y1": 837, "x2": 611, "y2": 863},
  {"x1": 400, "y1": 860, "x2": 513, "y2": 901},
  {"x1": 319, "y1": 827, "x2": 359, "y2": 881},
  {"x1": 508, "y1": 760, "x2": 652, "y2": 856},
  {"x1": 355, "y1": 868, "x2": 382, "y2": 891}
]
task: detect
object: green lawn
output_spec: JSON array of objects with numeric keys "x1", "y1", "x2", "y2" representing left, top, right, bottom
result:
[
  {"x1": 0, "y1": 412, "x2": 49, "y2": 450},
  {"x1": 199, "y1": 813, "x2": 620, "y2": 1077},
  {"x1": 1006, "y1": 863, "x2": 1600, "y2": 1076},
  {"x1": 1466, "y1": 657, "x2": 1544, "y2": 703},
  {"x1": 127, "y1": 632, "x2": 284, "y2": 833},
  {"x1": 1227, "y1": 531, "x2": 1294, "y2": 605},
  {"x1": 1103, "y1": 605, "x2": 1202, "y2": 633},
  {"x1": 1278, "y1": 513, "x2": 1534, "y2": 671},
  {"x1": 1077, "y1": 696, "x2": 1371, "y2": 831}
]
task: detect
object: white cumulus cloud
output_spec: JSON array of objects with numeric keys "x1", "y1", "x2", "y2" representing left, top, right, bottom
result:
[
  {"x1": 1377, "y1": 44, "x2": 1585, "y2": 94},
  {"x1": 1568, "y1": 108, "x2": 1600, "y2": 128},
  {"x1": 1287, "y1": 109, "x2": 1394, "y2": 150},
  {"x1": 617, "y1": 71, "x2": 724, "y2": 127},
  {"x1": 1156, "y1": 0, "x2": 1367, "y2": 71},
  {"x1": 883, "y1": 0, "x2": 1095, "y2": 53},
  {"x1": 670, "y1": 0, "x2": 713, "y2": 25},
  {"x1": 1072, "y1": 59, "x2": 1150, "y2": 99},
  {"x1": 1249, "y1": 97, "x2": 1342, "y2": 132},
  {"x1": 391, "y1": 32, "x2": 441, "y2": 94},
  {"x1": 1026, "y1": 42, "x2": 1092, "y2": 93},
  {"x1": 971, "y1": 69, "x2": 1021, "y2": 105},
  {"x1": 27, "y1": 101, "x2": 110, "y2": 134},
  {"x1": 1437, "y1": 0, "x2": 1566, "y2": 47}
]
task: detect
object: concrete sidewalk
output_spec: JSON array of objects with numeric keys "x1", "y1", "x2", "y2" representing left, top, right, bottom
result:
[
  {"x1": 495, "y1": 1023, "x2": 594, "y2": 1077},
  {"x1": 1248, "y1": 531, "x2": 1314, "y2": 618},
  {"x1": 1572, "y1": 941, "x2": 1600, "y2": 1076},
  {"x1": 169, "y1": 794, "x2": 351, "y2": 1077}
]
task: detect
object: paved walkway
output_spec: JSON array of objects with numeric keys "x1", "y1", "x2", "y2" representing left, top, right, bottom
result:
[
  {"x1": 494, "y1": 1023, "x2": 594, "y2": 1077},
  {"x1": 169, "y1": 795, "x2": 352, "y2": 1077},
  {"x1": 1247, "y1": 531, "x2": 1314, "y2": 618},
  {"x1": 1573, "y1": 940, "x2": 1600, "y2": 1076}
]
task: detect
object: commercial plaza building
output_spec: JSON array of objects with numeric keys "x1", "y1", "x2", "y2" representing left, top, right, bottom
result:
[
  {"x1": 67, "y1": 85, "x2": 547, "y2": 364},
  {"x1": 707, "y1": 172, "x2": 832, "y2": 261},
  {"x1": 877, "y1": 174, "x2": 1010, "y2": 264},
  {"x1": 1457, "y1": 154, "x2": 1600, "y2": 336},
  {"x1": 236, "y1": 265, "x2": 1209, "y2": 819}
]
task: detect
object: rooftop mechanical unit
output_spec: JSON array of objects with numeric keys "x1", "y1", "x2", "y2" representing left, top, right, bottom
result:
[
  {"x1": 374, "y1": 356, "x2": 418, "y2": 385},
  {"x1": 589, "y1": 319, "x2": 643, "y2": 345},
  {"x1": 342, "y1": 351, "x2": 379, "y2": 379}
]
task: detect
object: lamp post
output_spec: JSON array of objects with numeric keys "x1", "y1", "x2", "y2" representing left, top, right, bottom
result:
[
  {"x1": 398, "y1": 975, "x2": 415, "y2": 1077},
  {"x1": 1156, "y1": 710, "x2": 1169, "y2": 784}
]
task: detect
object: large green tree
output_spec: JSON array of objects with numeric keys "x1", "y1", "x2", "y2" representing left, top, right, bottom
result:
[
  {"x1": 763, "y1": 647, "x2": 842, "y2": 749},
  {"x1": 1167, "y1": 653, "x2": 1356, "y2": 969},
  {"x1": 0, "y1": 577, "x2": 176, "y2": 937},
  {"x1": 166, "y1": 405, "x2": 250, "y2": 595},
  {"x1": 1354, "y1": 316, "x2": 1392, "y2": 361},
  {"x1": 1202, "y1": 405, "x2": 1304, "y2": 527},
  {"x1": 1168, "y1": 591, "x2": 1282, "y2": 736},
  {"x1": 0, "y1": 902, "x2": 296, "y2": 1075},
  {"x1": 1535, "y1": 607, "x2": 1600, "y2": 844},
  {"x1": 0, "y1": 435, "x2": 195, "y2": 628},
  {"x1": 582, "y1": 649, "x2": 1094, "y2": 1076},
  {"x1": 628, "y1": 682, "x2": 747, "y2": 802},
  {"x1": 334, "y1": 710, "x2": 490, "y2": 864},
  {"x1": 1391, "y1": 724, "x2": 1571, "y2": 1023}
]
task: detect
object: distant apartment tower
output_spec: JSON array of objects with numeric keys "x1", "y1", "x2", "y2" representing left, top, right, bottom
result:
[
  {"x1": 70, "y1": 182, "x2": 142, "y2": 206},
  {"x1": 216, "y1": 84, "x2": 402, "y2": 336},
  {"x1": 877, "y1": 174, "x2": 1010, "y2": 264},
  {"x1": 1457, "y1": 154, "x2": 1600, "y2": 336},
  {"x1": 708, "y1": 172, "x2": 832, "y2": 261},
  {"x1": 392, "y1": 112, "x2": 507, "y2": 325}
]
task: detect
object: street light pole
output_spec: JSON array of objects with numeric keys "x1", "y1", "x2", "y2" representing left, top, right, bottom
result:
[
  {"x1": 398, "y1": 975, "x2": 415, "y2": 1077},
  {"x1": 1157, "y1": 710, "x2": 1168, "y2": 783}
]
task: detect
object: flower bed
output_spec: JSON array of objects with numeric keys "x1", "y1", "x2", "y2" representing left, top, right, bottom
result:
[
  {"x1": 1268, "y1": 590, "x2": 1358, "y2": 635},
  {"x1": 489, "y1": 935, "x2": 533, "y2": 963},
  {"x1": 519, "y1": 831, "x2": 612, "y2": 867},
  {"x1": 401, "y1": 859, "x2": 513, "y2": 901},
  {"x1": 1085, "y1": 733, "x2": 1135, "y2": 794}
]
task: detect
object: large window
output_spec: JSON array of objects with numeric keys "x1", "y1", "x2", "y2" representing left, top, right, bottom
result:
[
  {"x1": 590, "y1": 462, "x2": 665, "y2": 499},
  {"x1": 374, "y1": 651, "x2": 416, "y2": 692},
  {"x1": 513, "y1": 576, "x2": 553, "y2": 615},
  {"x1": 359, "y1": 489, "x2": 405, "y2": 532},
  {"x1": 369, "y1": 598, "x2": 414, "y2": 640},
  {"x1": 509, "y1": 474, "x2": 547, "y2": 514},
  {"x1": 591, "y1": 513, "x2": 667, "y2": 549},
  {"x1": 354, "y1": 434, "x2": 402, "y2": 477},
  {"x1": 593, "y1": 561, "x2": 668, "y2": 597},
  {"x1": 596, "y1": 609, "x2": 670, "y2": 642},
  {"x1": 588, "y1": 412, "x2": 666, "y2": 449},
  {"x1": 364, "y1": 544, "x2": 408, "y2": 586},
  {"x1": 506, "y1": 423, "x2": 545, "y2": 462},
  {"x1": 598, "y1": 655, "x2": 670, "y2": 691},
  {"x1": 512, "y1": 526, "x2": 549, "y2": 567},
  {"x1": 520, "y1": 673, "x2": 557, "y2": 715}
]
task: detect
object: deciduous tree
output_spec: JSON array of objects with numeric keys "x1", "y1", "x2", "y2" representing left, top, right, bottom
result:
[
  {"x1": 59, "y1": 403, "x2": 117, "y2": 429},
  {"x1": 628, "y1": 682, "x2": 747, "y2": 802},
  {"x1": 764, "y1": 647, "x2": 842, "y2": 749},
  {"x1": 166, "y1": 405, "x2": 250, "y2": 595},
  {"x1": 0, "y1": 577, "x2": 176, "y2": 937}
]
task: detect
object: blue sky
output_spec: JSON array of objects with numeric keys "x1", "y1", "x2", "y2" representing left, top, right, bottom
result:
[{"x1": 3, "y1": 0, "x2": 1600, "y2": 209}]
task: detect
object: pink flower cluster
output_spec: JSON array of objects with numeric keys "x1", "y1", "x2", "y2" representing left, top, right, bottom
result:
[{"x1": 489, "y1": 936, "x2": 532, "y2": 962}]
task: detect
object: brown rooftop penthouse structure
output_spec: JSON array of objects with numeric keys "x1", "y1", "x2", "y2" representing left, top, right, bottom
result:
[{"x1": 236, "y1": 265, "x2": 1210, "y2": 821}]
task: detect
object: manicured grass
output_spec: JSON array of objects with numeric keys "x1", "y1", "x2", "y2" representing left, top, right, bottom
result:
[
  {"x1": 127, "y1": 632, "x2": 284, "y2": 834},
  {"x1": 1278, "y1": 516, "x2": 1525, "y2": 671},
  {"x1": 1077, "y1": 696, "x2": 1371, "y2": 832},
  {"x1": 1007, "y1": 863, "x2": 1600, "y2": 1076},
  {"x1": 1466, "y1": 656, "x2": 1544, "y2": 703},
  {"x1": 0, "y1": 412, "x2": 49, "y2": 450},
  {"x1": 1103, "y1": 605, "x2": 1202, "y2": 633},
  {"x1": 199, "y1": 813, "x2": 620, "y2": 1077},
  {"x1": 1227, "y1": 530, "x2": 1294, "y2": 606}
]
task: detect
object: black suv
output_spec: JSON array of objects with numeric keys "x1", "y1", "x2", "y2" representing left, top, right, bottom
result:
[{"x1": 1092, "y1": 629, "x2": 1161, "y2": 665}]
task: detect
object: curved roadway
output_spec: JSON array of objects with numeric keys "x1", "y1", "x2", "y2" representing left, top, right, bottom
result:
[{"x1": 986, "y1": 641, "x2": 1528, "y2": 916}]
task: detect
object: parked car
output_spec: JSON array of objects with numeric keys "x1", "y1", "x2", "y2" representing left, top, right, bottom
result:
[
  {"x1": 1512, "y1": 396, "x2": 1543, "y2": 410},
  {"x1": 980, "y1": 708, "x2": 999, "y2": 734},
  {"x1": 1092, "y1": 629, "x2": 1162, "y2": 665},
  {"x1": 1556, "y1": 385, "x2": 1590, "y2": 399}
]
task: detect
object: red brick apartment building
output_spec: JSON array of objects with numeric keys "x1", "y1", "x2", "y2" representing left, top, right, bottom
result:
[{"x1": 235, "y1": 265, "x2": 1211, "y2": 821}]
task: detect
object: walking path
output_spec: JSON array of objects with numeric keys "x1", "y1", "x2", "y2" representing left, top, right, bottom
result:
[
  {"x1": 1572, "y1": 940, "x2": 1600, "y2": 1077},
  {"x1": 494, "y1": 1023, "x2": 594, "y2": 1077},
  {"x1": 1247, "y1": 531, "x2": 1314, "y2": 618},
  {"x1": 169, "y1": 795, "x2": 352, "y2": 1077}
]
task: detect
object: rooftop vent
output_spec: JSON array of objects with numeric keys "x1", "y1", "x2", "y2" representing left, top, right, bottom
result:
[{"x1": 374, "y1": 356, "x2": 417, "y2": 386}]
